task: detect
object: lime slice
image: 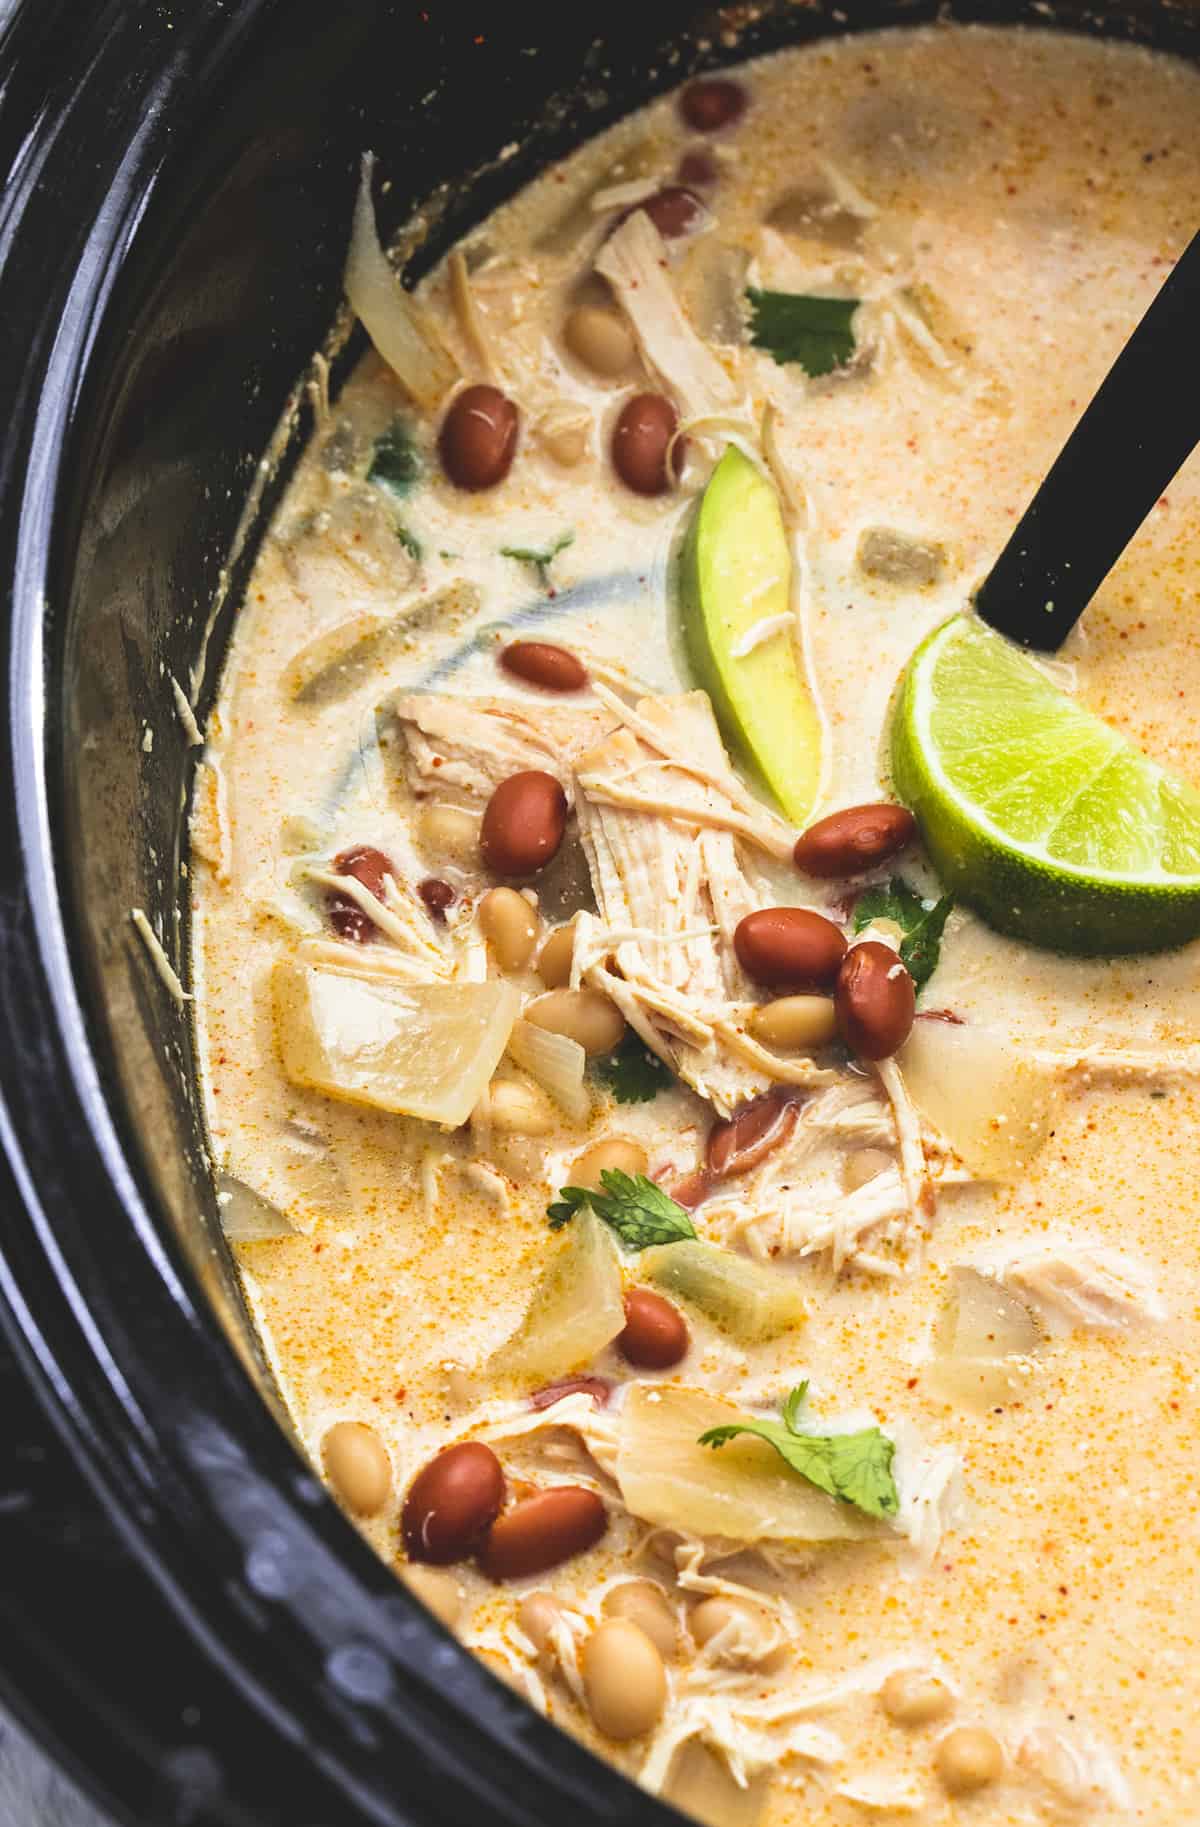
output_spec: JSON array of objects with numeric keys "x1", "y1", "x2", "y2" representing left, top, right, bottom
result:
[{"x1": 891, "y1": 615, "x2": 1200, "y2": 955}]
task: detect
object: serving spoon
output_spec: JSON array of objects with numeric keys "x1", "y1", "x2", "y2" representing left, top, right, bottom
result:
[{"x1": 973, "y1": 227, "x2": 1200, "y2": 652}]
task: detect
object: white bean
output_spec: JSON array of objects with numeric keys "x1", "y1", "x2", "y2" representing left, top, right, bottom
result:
[
  {"x1": 321, "y1": 1421, "x2": 391, "y2": 1517},
  {"x1": 582, "y1": 1619, "x2": 667, "y2": 1740}
]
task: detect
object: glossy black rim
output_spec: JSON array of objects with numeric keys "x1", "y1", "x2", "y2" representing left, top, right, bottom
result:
[{"x1": 1, "y1": 1, "x2": 1197, "y2": 1823}]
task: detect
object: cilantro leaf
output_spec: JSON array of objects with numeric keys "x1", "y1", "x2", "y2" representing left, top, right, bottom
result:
[
  {"x1": 368, "y1": 419, "x2": 422, "y2": 496},
  {"x1": 547, "y1": 1170, "x2": 697, "y2": 1250},
  {"x1": 396, "y1": 524, "x2": 423, "y2": 561},
  {"x1": 746, "y1": 288, "x2": 859, "y2": 377},
  {"x1": 501, "y1": 530, "x2": 575, "y2": 590},
  {"x1": 852, "y1": 874, "x2": 955, "y2": 993},
  {"x1": 699, "y1": 1381, "x2": 898, "y2": 1520},
  {"x1": 594, "y1": 1032, "x2": 675, "y2": 1104}
]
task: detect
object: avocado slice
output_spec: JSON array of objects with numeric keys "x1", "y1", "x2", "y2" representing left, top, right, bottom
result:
[{"x1": 679, "y1": 445, "x2": 822, "y2": 824}]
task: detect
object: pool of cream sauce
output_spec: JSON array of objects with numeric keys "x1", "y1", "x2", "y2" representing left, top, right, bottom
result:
[{"x1": 193, "y1": 24, "x2": 1200, "y2": 1824}]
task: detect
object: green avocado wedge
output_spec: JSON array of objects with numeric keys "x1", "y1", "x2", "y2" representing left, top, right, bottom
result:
[{"x1": 679, "y1": 446, "x2": 823, "y2": 825}]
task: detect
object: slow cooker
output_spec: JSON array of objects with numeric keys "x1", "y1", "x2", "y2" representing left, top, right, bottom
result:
[{"x1": 1, "y1": 2, "x2": 1195, "y2": 1822}]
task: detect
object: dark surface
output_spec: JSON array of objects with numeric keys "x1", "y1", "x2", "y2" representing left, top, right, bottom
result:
[
  {"x1": 976, "y1": 225, "x2": 1200, "y2": 649},
  {"x1": 0, "y1": 2, "x2": 1198, "y2": 1825}
]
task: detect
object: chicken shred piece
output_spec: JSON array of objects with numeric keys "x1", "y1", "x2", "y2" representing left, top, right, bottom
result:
[
  {"x1": 574, "y1": 692, "x2": 817, "y2": 1115},
  {"x1": 988, "y1": 1242, "x2": 1165, "y2": 1333},
  {"x1": 388, "y1": 691, "x2": 612, "y2": 802},
  {"x1": 594, "y1": 210, "x2": 739, "y2": 419}
]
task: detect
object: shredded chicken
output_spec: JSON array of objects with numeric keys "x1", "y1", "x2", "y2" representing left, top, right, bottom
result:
[
  {"x1": 574, "y1": 692, "x2": 830, "y2": 1115},
  {"x1": 985, "y1": 1241, "x2": 1165, "y2": 1334},
  {"x1": 299, "y1": 865, "x2": 447, "y2": 975},
  {"x1": 472, "y1": 1391, "x2": 621, "y2": 1483},
  {"x1": 594, "y1": 210, "x2": 739, "y2": 419},
  {"x1": 640, "y1": 1697, "x2": 843, "y2": 1796},
  {"x1": 389, "y1": 691, "x2": 612, "y2": 802}
]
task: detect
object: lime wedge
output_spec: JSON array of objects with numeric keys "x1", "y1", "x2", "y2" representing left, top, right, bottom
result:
[{"x1": 891, "y1": 616, "x2": 1200, "y2": 955}]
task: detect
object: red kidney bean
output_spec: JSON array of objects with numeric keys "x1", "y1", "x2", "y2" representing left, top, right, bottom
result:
[
  {"x1": 612, "y1": 393, "x2": 682, "y2": 497},
  {"x1": 793, "y1": 804, "x2": 917, "y2": 878},
  {"x1": 707, "y1": 1090, "x2": 800, "y2": 1181},
  {"x1": 835, "y1": 941, "x2": 916, "y2": 1060},
  {"x1": 327, "y1": 843, "x2": 393, "y2": 942},
  {"x1": 665, "y1": 1168, "x2": 712, "y2": 1211},
  {"x1": 733, "y1": 907, "x2": 847, "y2": 990},
  {"x1": 677, "y1": 148, "x2": 719, "y2": 189},
  {"x1": 418, "y1": 877, "x2": 455, "y2": 922},
  {"x1": 402, "y1": 1441, "x2": 506, "y2": 1565},
  {"x1": 480, "y1": 770, "x2": 568, "y2": 877},
  {"x1": 500, "y1": 640, "x2": 588, "y2": 693},
  {"x1": 438, "y1": 384, "x2": 519, "y2": 491},
  {"x1": 680, "y1": 77, "x2": 748, "y2": 133},
  {"x1": 478, "y1": 1487, "x2": 607, "y2": 1581},
  {"x1": 529, "y1": 1375, "x2": 612, "y2": 1412},
  {"x1": 619, "y1": 1288, "x2": 690, "y2": 1370}
]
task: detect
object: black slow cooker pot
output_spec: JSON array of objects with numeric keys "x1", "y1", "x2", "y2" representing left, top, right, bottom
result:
[{"x1": 0, "y1": 2, "x2": 1196, "y2": 1821}]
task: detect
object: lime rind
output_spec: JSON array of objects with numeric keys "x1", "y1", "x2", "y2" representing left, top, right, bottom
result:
[{"x1": 891, "y1": 615, "x2": 1200, "y2": 955}]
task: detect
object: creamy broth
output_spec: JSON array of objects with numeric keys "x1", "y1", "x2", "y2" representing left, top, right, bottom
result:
[{"x1": 191, "y1": 24, "x2": 1200, "y2": 1825}]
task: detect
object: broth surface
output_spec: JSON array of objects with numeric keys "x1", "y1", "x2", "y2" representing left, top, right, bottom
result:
[{"x1": 192, "y1": 25, "x2": 1200, "y2": 1824}]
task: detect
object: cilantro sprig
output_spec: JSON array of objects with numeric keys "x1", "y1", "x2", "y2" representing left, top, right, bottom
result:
[
  {"x1": 699, "y1": 1382, "x2": 898, "y2": 1520},
  {"x1": 501, "y1": 530, "x2": 575, "y2": 591},
  {"x1": 548, "y1": 1170, "x2": 697, "y2": 1250},
  {"x1": 595, "y1": 1032, "x2": 675, "y2": 1104},
  {"x1": 746, "y1": 288, "x2": 859, "y2": 378},
  {"x1": 368, "y1": 419, "x2": 422, "y2": 496},
  {"x1": 853, "y1": 875, "x2": 954, "y2": 993}
]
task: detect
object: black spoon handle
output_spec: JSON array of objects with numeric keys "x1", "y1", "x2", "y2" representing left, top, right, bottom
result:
[{"x1": 974, "y1": 228, "x2": 1200, "y2": 653}]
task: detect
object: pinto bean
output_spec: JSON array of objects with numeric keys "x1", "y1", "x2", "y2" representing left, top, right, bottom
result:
[
  {"x1": 417, "y1": 877, "x2": 455, "y2": 922},
  {"x1": 677, "y1": 148, "x2": 719, "y2": 189},
  {"x1": 569, "y1": 1137, "x2": 648, "y2": 1191},
  {"x1": 478, "y1": 886, "x2": 538, "y2": 972},
  {"x1": 733, "y1": 907, "x2": 847, "y2": 989},
  {"x1": 321, "y1": 1421, "x2": 392, "y2": 1517},
  {"x1": 879, "y1": 1669, "x2": 954, "y2": 1727},
  {"x1": 438, "y1": 384, "x2": 519, "y2": 490},
  {"x1": 564, "y1": 304, "x2": 637, "y2": 378},
  {"x1": 935, "y1": 1727, "x2": 1004, "y2": 1795},
  {"x1": 612, "y1": 393, "x2": 682, "y2": 496},
  {"x1": 667, "y1": 1168, "x2": 713, "y2": 1210},
  {"x1": 478, "y1": 1486, "x2": 607, "y2": 1580},
  {"x1": 525, "y1": 987, "x2": 625, "y2": 1055},
  {"x1": 499, "y1": 640, "x2": 588, "y2": 693},
  {"x1": 707, "y1": 1090, "x2": 799, "y2": 1180},
  {"x1": 480, "y1": 771, "x2": 567, "y2": 877},
  {"x1": 529, "y1": 1375, "x2": 612, "y2": 1412},
  {"x1": 536, "y1": 923, "x2": 576, "y2": 988},
  {"x1": 582, "y1": 1619, "x2": 667, "y2": 1740},
  {"x1": 638, "y1": 186, "x2": 707, "y2": 239},
  {"x1": 402, "y1": 1441, "x2": 505, "y2": 1565},
  {"x1": 602, "y1": 1581, "x2": 679, "y2": 1659},
  {"x1": 416, "y1": 803, "x2": 480, "y2": 867},
  {"x1": 680, "y1": 77, "x2": 748, "y2": 132},
  {"x1": 327, "y1": 844, "x2": 393, "y2": 942},
  {"x1": 619, "y1": 1287, "x2": 690, "y2": 1369},
  {"x1": 747, "y1": 995, "x2": 838, "y2": 1052},
  {"x1": 835, "y1": 940, "x2": 915, "y2": 1059},
  {"x1": 793, "y1": 803, "x2": 917, "y2": 878}
]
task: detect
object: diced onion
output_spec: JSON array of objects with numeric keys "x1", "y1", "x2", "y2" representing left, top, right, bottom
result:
[
  {"x1": 899, "y1": 1018, "x2": 1054, "y2": 1179},
  {"x1": 217, "y1": 1173, "x2": 296, "y2": 1242},
  {"x1": 488, "y1": 1209, "x2": 625, "y2": 1385},
  {"x1": 617, "y1": 1385, "x2": 880, "y2": 1544},
  {"x1": 930, "y1": 1266, "x2": 1043, "y2": 1408},
  {"x1": 273, "y1": 962, "x2": 519, "y2": 1127},
  {"x1": 640, "y1": 1239, "x2": 806, "y2": 1343},
  {"x1": 345, "y1": 154, "x2": 459, "y2": 411},
  {"x1": 506, "y1": 1018, "x2": 590, "y2": 1123}
]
